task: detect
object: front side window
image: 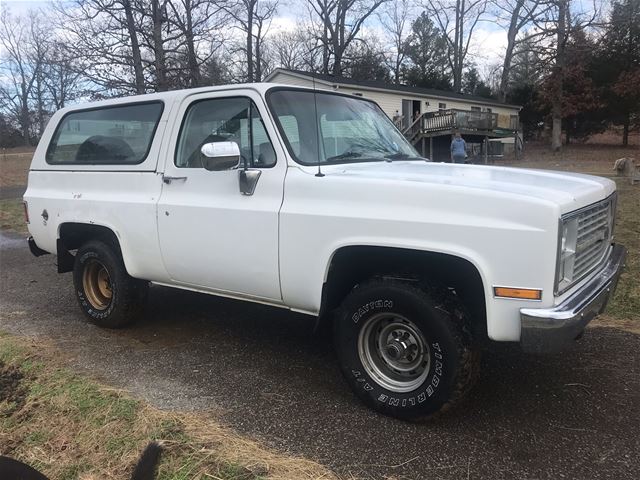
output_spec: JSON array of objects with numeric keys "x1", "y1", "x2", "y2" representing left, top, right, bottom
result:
[
  {"x1": 175, "y1": 97, "x2": 275, "y2": 168},
  {"x1": 267, "y1": 89, "x2": 421, "y2": 166},
  {"x1": 46, "y1": 102, "x2": 163, "y2": 164}
]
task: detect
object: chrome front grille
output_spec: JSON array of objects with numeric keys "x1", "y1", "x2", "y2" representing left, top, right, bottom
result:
[{"x1": 573, "y1": 197, "x2": 614, "y2": 281}]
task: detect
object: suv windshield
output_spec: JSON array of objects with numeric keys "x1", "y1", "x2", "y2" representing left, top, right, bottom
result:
[{"x1": 267, "y1": 89, "x2": 422, "y2": 166}]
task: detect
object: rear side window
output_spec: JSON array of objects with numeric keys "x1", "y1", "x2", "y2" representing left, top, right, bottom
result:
[{"x1": 46, "y1": 102, "x2": 163, "y2": 164}]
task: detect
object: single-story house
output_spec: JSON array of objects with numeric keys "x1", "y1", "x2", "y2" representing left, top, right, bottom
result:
[{"x1": 265, "y1": 68, "x2": 522, "y2": 162}]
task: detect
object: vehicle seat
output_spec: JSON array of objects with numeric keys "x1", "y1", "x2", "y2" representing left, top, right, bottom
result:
[
  {"x1": 257, "y1": 142, "x2": 276, "y2": 166},
  {"x1": 75, "y1": 135, "x2": 135, "y2": 163}
]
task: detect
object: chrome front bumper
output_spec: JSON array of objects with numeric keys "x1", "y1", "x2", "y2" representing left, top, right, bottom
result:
[{"x1": 520, "y1": 244, "x2": 627, "y2": 354}]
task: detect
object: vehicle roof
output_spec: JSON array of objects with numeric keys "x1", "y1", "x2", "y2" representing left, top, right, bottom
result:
[{"x1": 59, "y1": 83, "x2": 312, "y2": 113}]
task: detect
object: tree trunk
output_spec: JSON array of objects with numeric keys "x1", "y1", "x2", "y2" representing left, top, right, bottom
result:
[
  {"x1": 184, "y1": 0, "x2": 201, "y2": 87},
  {"x1": 123, "y1": 0, "x2": 145, "y2": 93},
  {"x1": 453, "y1": 0, "x2": 462, "y2": 92},
  {"x1": 332, "y1": 5, "x2": 346, "y2": 76},
  {"x1": 33, "y1": 60, "x2": 45, "y2": 139},
  {"x1": 246, "y1": 1, "x2": 254, "y2": 82},
  {"x1": 21, "y1": 101, "x2": 30, "y2": 146},
  {"x1": 322, "y1": 22, "x2": 330, "y2": 74},
  {"x1": 394, "y1": 59, "x2": 401, "y2": 84},
  {"x1": 499, "y1": 0, "x2": 523, "y2": 102},
  {"x1": 332, "y1": 48, "x2": 343, "y2": 76},
  {"x1": 152, "y1": 0, "x2": 167, "y2": 91},
  {"x1": 622, "y1": 113, "x2": 629, "y2": 146},
  {"x1": 255, "y1": 22, "x2": 262, "y2": 82},
  {"x1": 551, "y1": 0, "x2": 567, "y2": 151}
]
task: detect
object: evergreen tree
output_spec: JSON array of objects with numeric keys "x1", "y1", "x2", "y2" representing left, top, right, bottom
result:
[
  {"x1": 344, "y1": 40, "x2": 391, "y2": 82},
  {"x1": 403, "y1": 12, "x2": 450, "y2": 90},
  {"x1": 593, "y1": 0, "x2": 640, "y2": 145},
  {"x1": 462, "y1": 67, "x2": 492, "y2": 98},
  {"x1": 557, "y1": 28, "x2": 604, "y2": 143}
]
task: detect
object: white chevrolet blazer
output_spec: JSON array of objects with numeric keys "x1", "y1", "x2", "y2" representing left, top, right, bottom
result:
[{"x1": 24, "y1": 84, "x2": 626, "y2": 419}]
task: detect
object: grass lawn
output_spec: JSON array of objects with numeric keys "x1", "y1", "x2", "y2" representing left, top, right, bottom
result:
[
  {"x1": 501, "y1": 143, "x2": 640, "y2": 333},
  {"x1": 601, "y1": 179, "x2": 640, "y2": 328},
  {"x1": 0, "y1": 198, "x2": 28, "y2": 235},
  {"x1": 0, "y1": 148, "x2": 33, "y2": 188},
  {"x1": 0, "y1": 333, "x2": 335, "y2": 480}
]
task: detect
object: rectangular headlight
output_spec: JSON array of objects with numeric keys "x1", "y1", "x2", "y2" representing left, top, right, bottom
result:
[{"x1": 556, "y1": 216, "x2": 578, "y2": 294}]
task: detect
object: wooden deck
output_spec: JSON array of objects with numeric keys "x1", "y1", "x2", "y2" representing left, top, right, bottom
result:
[{"x1": 400, "y1": 109, "x2": 521, "y2": 162}]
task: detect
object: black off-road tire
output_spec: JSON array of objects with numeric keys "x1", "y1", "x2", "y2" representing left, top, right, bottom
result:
[
  {"x1": 73, "y1": 240, "x2": 148, "y2": 328},
  {"x1": 334, "y1": 278, "x2": 480, "y2": 420}
]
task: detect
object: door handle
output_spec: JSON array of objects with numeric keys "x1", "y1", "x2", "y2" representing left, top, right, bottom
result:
[{"x1": 162, "y1": 175, "x2": 187, "y2": 184}]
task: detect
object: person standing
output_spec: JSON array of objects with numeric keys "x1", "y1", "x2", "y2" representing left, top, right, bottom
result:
[{"x1": 450, "y1": 131, "x2": 467, "y2": 163}]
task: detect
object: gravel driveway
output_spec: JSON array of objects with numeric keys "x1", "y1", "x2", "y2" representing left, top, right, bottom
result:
[{"x1": 1, "y1": 230, "x2": 639, "y2": 480}]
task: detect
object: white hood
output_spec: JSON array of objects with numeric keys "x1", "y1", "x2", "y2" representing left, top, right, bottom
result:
[{"x1": 316, "y1": 161, "x2": 615, "y2": 214}]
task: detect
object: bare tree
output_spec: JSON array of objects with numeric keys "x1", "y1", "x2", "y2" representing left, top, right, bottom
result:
[
  {"x1": 135, "y1": 0, "x2": 189, "y2": 91},
  {"x1": 426, "y1": 0, "x2": 488, "y2": 92},
  {"x1": 307, "y1": 0, "x2": 388, "y2": 76},
  {"x1": 42, "y1": 40, "x2": 84, "y2": 109},
  {"x1": 491, "y1": 0, "x2": 548, "y2": 101},
  {"x1": 56, "y1": 0, "x2": 148, "y2": 94},
  {"x1": 27, "y1": 12, "x2": 52, "y2": 137},
  {"x1": 166, "y1": 0, "x2": 227, "y2": 87},
  {"x1": 224, "y1": 0, "x2": 279, "y2": 82},
  {"x1": 0, "y1": 10, "x2": 41, "y2": 145},
  {"x1": 268, "y1": 30, "x2": 309, "y2": 71},
  {"x1": 378, "y1": 0, "x2": 413, "y2": 83},
  {"x1": 253, "y1": 1, "x2": 279, "y2": 81},
  {"x1": 150, "y1": 0, "x2": 170, "y2": 91},
  {"x1": 549, "y1": 0, "x2": 568, "y2": 150},
  {"x1": 527, "y1": 0, "x2": 601, "y2": 150}
]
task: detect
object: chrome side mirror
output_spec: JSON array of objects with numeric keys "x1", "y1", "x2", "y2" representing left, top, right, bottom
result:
[{"x1": 200, "y1": 141, "x2": 241, "y2": 171}]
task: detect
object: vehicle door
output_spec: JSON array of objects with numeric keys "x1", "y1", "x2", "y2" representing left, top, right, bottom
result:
[{"x1": 157, "y1": 90, "x2": 285, "y2": 302}]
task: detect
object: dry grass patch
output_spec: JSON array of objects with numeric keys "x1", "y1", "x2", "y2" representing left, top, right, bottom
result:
[
  {"x1": 503, "y1": 144, "x2": 640, "y2": 334},
  {"x1": 0, "y1": 149, "x2": 33, "y2": 188},
  {"x1": 499, "y1": 142, "x2": 639, "y2": 175},
  {"x1": 0, "y1": 333, "x2": 337, "y2": 480},
  {"x1": 604, "y1": 180, "x2": 640, "y2": 326},
  {"x1": 0, "y1": 198, "x2": 28, "y2": 235}
]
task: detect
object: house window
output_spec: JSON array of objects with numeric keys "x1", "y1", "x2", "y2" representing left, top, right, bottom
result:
[
  {"x1": 438, "y1": 103, "x2": 446, "y2": 110},
  {"x1": 471, "y1": 106, "x2": 481, "y2": 112}
]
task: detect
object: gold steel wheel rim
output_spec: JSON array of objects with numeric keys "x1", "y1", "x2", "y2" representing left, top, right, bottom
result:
[{"x1": 82, "y1": 259, "x2": 112, "y2": 310}]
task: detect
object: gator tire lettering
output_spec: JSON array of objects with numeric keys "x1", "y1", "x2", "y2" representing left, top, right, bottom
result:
[{"x1": 352, "y1": 299, "x2": 393, "y2": 323}]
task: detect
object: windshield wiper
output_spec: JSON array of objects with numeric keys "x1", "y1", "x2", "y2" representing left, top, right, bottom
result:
[
  {"x1": 384, "y1": 152, "x2": 421, "y2": 161},
  {"x1": 325, "y1": 151, "x2": 363, "y2": 162}
]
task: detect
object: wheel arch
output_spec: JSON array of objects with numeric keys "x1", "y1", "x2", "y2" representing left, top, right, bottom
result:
[
  {"x1": 318, "y1": 245, "x2": 488, "y2": 341},
  {"x1": 57, "y1": 222, "x2": 124, "y2": 273}
]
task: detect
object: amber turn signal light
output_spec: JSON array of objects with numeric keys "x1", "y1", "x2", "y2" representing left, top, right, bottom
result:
[{"x1": 494, "y1": 287, "x2": 542, "y2": 300}]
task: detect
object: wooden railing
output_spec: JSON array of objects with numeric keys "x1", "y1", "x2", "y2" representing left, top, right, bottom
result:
[{"x1": 402, "y1": 109, "x2": 506, "y2": 140}]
